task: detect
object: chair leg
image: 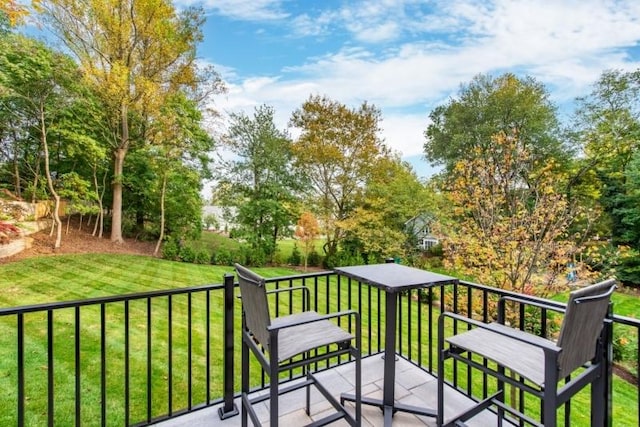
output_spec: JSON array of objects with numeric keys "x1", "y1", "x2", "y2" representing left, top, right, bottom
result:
[
  {"x1": 437, "y1": 348, "x2": 445, "y2": 427},
  {"x1": 270, "y1": 353, "x2": 279, "y2": 427},
  {"x1": 305, "y1": 357, "x2": 311, "y2": 416},
  {"x1": 542, "y1": 388, "x2": 557, "y2": 427},
  {"x1": 242, "y1": 336, "x2": 249, "y2": 427},
  {"x1": 591, "y1": 365, "x2": 606, "y2": 427},
  {"x1": 496, "y1": 366, "x2": 505, "y2": 426},
  {"x1": 354, "y1": 342, "x2": 361, "y2": 425}
]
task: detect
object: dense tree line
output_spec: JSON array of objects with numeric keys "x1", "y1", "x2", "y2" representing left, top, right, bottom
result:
[{"x1": 0, "y1": 1, "x2": 222, "y2": 250}]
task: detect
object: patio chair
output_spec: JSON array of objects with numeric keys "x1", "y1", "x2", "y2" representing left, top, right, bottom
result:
[
  {"x1": 437, "y1": 279, "x2": 616, "y2": 426},
  {"x1": 235, "y1": 263, "x2": 361, "y2": 427}
]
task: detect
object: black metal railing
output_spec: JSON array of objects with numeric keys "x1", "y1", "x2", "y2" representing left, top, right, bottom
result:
[
  {"x1": 1, "y1": 269, "x2": 638, "y2": 426},
  {"x1": 0, "y1": 275, "x2": 237, "y2": 426},
  {"x1": 257, "y1": 273, "x2": 639, "y2": 426}
]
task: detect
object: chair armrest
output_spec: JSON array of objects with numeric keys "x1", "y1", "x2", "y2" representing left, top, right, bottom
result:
[
  {"x1": 268, "y1": 309, "x2": 360, "y2": 332},
  {"x1": 440, "y1": 311, "x2": 561, "y2": 353},
  {"x1": 267, "y1": 286, "x2": 310, "y2": 310}
]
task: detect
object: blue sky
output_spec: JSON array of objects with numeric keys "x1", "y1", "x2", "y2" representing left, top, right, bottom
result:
[{"x1": 179, "y1": 0, "x2": 640, "y2": 177}]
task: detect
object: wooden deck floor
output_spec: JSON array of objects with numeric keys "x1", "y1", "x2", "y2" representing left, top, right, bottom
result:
[{"x1": 156, "y1": 355, "x2": 505, "y2": 426}]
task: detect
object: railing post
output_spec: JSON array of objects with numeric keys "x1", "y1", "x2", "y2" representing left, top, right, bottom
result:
[
  {"x1": 218, "y1": 273, "x2": 239, "y2": 419},
  {"x1": 604, "y1": 303, "x2": 614, "y2": 427}
]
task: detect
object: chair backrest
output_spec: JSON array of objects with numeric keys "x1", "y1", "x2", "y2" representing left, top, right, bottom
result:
[
  {"x1": 235, "y1": 263, "x2": 271, "y2": 349},
  {"x1": 557, "y1": 279, "x2": 616, "y2": 378}
]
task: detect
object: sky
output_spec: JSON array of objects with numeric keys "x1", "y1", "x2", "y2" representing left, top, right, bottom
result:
[{"x1": 178, "y1": 0, "x2": 640, "y2": 178}]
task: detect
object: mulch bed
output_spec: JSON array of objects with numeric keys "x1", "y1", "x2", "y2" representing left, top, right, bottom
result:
[{"x1": 0, "y1": 220, "x2": 157, "y2": 264}]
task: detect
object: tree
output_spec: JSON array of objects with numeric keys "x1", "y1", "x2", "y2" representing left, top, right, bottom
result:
[
  {"x1": 295, "y1": 211, "x2": 319, "y2": 271},
  {"x1": 443, "y1": 131, "x2": 574, "y2": 296},
  {"x1": 0, "y1": 34, "x2": 82, "y2": 248},
  {"x1": 147, "y1": 93, "x2": 214, "y2": 254},
  {"x1": 424, "y1": 73, "x2": 566, "y2": 174},
  {"x1": 289, "y1": 95, "x2": 389, "y2": 260},
  {"x1": 42, "y1": 0, "x2": 215, "y2": 243},
  {"x1": 339, "y1": 156, "x2": 433, "y2": 262},
  {"x1": 218, "y1": 105, "x2": 301, "y2": 263},
  {"x1": 0, "y1": 0, "x2": 33, "y2": 27},
  {"x1": 572, "y1": 69, "x2": 640, "y2": 247}
]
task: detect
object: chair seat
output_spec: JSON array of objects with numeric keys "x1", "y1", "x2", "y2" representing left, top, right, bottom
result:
[
  {"x1": 272, "y1": 311, "x2": 353, "y2": 362},
  {"x1": 446, "y1": 322, "x2": 558, "y2": 386}
]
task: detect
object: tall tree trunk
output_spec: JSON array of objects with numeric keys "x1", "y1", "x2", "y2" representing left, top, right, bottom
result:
[
  {"x1": 31, "y1": 148, "x2": 41, "y2": 204},
  {"x1": 154, "y1": 173, "x2": 167, "y2": 255},
  {"x1": 92, "y1": 166, "x2": 104, "y2": 238},
  {"x1": 98, "y1": 169, "x2": 107, "y2": 238},
  {"x1": 111, "y1": 147, "x2": 125, "y2": 243},
  {"x1": 111, "y1": 105, "x2": 129, "y2": 243},
  {"x1": 11, "y1": 134, "x2": 21, "y2": 199},
  {"x1": 40, "y1": 107, "x2": 62, "y2": 249}
]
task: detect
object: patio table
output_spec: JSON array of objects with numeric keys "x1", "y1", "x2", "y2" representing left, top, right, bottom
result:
[{"x1": 335, "y1": 262, "x2": 458, "y2": 426}]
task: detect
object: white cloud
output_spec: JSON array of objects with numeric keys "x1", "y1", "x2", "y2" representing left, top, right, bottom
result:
[
  {"x1": 178, "y1": 0, "x2": 288, "y2": 21},
  {"x1": 207, "y1": 0, "x2": 640, "y2": 176},
  {"x1": 381, "y1": 112, "x2": 430, "y2": 157}
]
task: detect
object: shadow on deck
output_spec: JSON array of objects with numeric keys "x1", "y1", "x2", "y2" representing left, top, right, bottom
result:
[{"x1": 157, "y1": 356, "x2": 505, "y2": 427}]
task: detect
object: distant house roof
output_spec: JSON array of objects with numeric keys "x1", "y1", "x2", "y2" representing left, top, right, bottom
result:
[
  {"x1": 405, "y1": 213, "x2": 439, "y2": 251},
  {"x1": 404, "y1": 213, "x2": 435, "y2": 236}
]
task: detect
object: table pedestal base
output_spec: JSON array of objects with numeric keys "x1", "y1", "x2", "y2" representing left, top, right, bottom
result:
[{"x1": 340, "y1": 393, "x2": 437, "y2": 426}]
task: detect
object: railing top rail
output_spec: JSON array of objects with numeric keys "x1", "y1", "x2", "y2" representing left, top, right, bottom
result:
[
  {"x1": 0, "y1": 282, "x2": 225, "y2": 316},
  {"x1": 611, "y1": 313, "x2": 640, "y2": 327},
  {"x1": 263, "y1": 270, "x2": 335, "y2": 283},
  {"x1": 460, "y1": 280, "x2": 570, "y2": 310}
]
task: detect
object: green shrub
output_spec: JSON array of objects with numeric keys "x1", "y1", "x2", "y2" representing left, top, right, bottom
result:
[
  {"x1": 179, "y1": 245, "x2": 197, "y2": 263},
  {"x1": 288, "y1": 244, "x2": 301, "y2": 266},
  {"x1": 307, "y1": 249, "x2": 322, "y2": 267},
  {"x1": 244, "y1": 246, "x2": 267, "y2": 267},
  {"x1": 616, "y1": 249, "x2": 640, "y2": 288},
  {"x1": 162, "y1": 238, "x2": 179, "y2": 261},
  {"x1": 323, "y1": 250, "x2": 365, "y2": 269},
  {"x1": 194, "y1": 248, "x2": 211, "y2": 264},
  {"x1": 213, "y1": 248, "x2": 233, "y2": 265},
  {"x1": 427, "y1": 243, "x2": 444, "y2": 257}
]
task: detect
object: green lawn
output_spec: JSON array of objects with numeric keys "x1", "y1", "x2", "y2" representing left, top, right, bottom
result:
[
  {"x1": 0, "y1": 255, "x2": 236, "y2": 426},
  {"x1": 0, "y1": 255, "x2": 638, "y2": 426}
]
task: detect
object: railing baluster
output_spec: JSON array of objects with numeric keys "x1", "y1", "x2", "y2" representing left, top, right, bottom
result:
[
  {"x1": 206, "y1": 290, "x2": 211, "y2": 405},
  {"x1": 452, "y1": 282, "x2": 459, "y2": 387},
  {"x1": 417, "y1": 289, "x2": 422, "y2": 367},
  {"x1": 377, "y1": 288, "x2": 382, "y2": 353},
  {"x1": 100, "y1": 303, "x2": 106, "y2": 427},
  {"x1": 188, "y1": 293, "x2": 193, "y2": 410},
  {"x1": 47, "y1": 310, "x2": 54, "y2": 427},
  {"x1": 398, "y1": 289, "x2": 404, "y2": 356},
  {"x1": 146, "y1": 297, "x2": 152, "y2": 423},
  {"x1": 75, "y1": 306, "x2": 81, "y2": 426},
  {"x1": 466, "y1": 288, "x2": 472, "y2": 396},
  {"x1": 482, "y1": 289, "x2": 488, "y2": 399},
  {"x1": 17, "y1": 312, "x2": 24, "y2": 427},
  {"x1": 124, "y1": 300, "x2": 130, "y2": 425},
  {"x1": 168, "y1": 295, "x2": 173, "y2": 415},
  {"x1": 428, "y1": 286, "x2": 434, "y2": 373},
  {"x1": 367, "y1": 284, "x2": 372, "y2": 355}
]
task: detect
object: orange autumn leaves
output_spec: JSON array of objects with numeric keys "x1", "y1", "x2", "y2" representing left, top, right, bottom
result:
[{"x1": 443, "y1": 131, "x2": 574, "y2": 297}]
